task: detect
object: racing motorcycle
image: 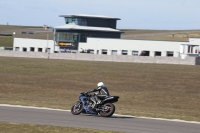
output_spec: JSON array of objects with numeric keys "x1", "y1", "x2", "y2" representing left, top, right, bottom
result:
[{"x1": 71, "y1": 92, "x2": 119, "y2": 117}]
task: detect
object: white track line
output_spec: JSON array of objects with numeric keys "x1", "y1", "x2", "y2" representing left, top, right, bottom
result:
[
  {"x1": 0, "y1": 104, "x2": 70, "y2": 112},
  {"x1": 0, "y1": 104, "x2": 199, "y2": 124},
  {"x1": 113, "y1": 114, "x2": 200, "y2": 124}
]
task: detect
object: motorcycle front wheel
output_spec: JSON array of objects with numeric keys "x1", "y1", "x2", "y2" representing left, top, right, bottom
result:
[
  {"x1": 71, "y1": 101, "x2": 84, "y2": 115},
  {"x1": 99, "y1": 103, "x2": 115, "y2": 117}
]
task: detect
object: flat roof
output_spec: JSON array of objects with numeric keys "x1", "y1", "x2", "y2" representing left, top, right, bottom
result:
[
  {"x1": 59, "y1": 14, "x2": 121, "y2": 20},
  {"x1": 54, "y1": 24, "x2": 123, "y2": 33}
]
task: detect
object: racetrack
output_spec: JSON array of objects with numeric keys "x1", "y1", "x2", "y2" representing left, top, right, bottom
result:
[{"x1": 0, "y1": 105, "x2": 199, "y2": 133}]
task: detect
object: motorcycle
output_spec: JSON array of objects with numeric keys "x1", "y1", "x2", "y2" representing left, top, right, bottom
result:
[{"x1": 71, "y1": 92, "x2": 119, "y2": 117}]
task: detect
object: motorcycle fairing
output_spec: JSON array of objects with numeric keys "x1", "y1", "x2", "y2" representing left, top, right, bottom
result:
[
  {"x1": 79, "y1": 94, "x2": 97, "y2": 114},
  {"x1": 101, "y1": 96, "x2": 119, "y2": 104}
]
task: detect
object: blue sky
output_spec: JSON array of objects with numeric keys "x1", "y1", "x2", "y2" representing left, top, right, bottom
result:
[{"x1": 0, "y1": 0, "x2": 200, "y2": 29}]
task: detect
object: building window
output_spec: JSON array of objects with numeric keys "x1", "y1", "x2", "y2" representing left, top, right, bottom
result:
[
  {"x1": 72, "y1": 18, "x2": 75, "y2": 23},
  {"x1": 56, "y1": 32, "x2": 76, "y2": 42},
  {"x1": 73, "y1": 35, "x2": 78, "y2": 41},
  {"x1": 63, "y1": 33, "x2": 71, "y2": 40},
  {"x1": 66, "y1": 34, "x2": 70, "y2": 40},
  {"x1": 195, "y1": 46, "x2": 199, "y2": 53},
  {"x1": 102, "y1": 49, "x2": 107, "y2": 54},
  {"x1": 188, "y1": 46, "x2": 191, "y2": 53},
  {"x1": 23, "y1": 47, "x2": 27, "y2": 52},
  {"x1": 167, "y1": 51, "x2": 174, "y2": 57},
  {"x1": 15, "y1": 47, "x2": 19, "y2": 51},
  {"x1": 87, "y1": 49, "x2": 94, "y2": 54},
  {"x1": 132, "y1": 51, "x2": 139, "y2": 56},
  {"x1": 65, "y1": 18, "x2": 72, "y2": 24},
  {"x1": 80, "y1": 34, "x2": 87, "y2": 42},
  {"x1": 140, "y1": 51, "x2": 150, "y2": 56},
  {"x1": 111, "y1": 50, "x2": 117, "y2": 55},
  {"x1": 38, "y1": 48, "x2": 42, "y2": 52},
  {"x1": 81, "y1": 18, "x2": 87, "y2": 26},
  {"x1": 30, "y1": 47, "x2": 35, "y2": 52},
  {"x1": 155, "y1": 51, "x2": 161, "y2": 56},
  {"x1": 47, "y1": 48, "x2": 51, "y2": 53},
  {"x1": 122, "y1": 50, "x2": 128, "y2": 55}
]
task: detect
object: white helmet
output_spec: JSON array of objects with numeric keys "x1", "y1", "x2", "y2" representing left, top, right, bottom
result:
[{"x1": 97, "y1": 82, "x2": 104, "y2": 87}]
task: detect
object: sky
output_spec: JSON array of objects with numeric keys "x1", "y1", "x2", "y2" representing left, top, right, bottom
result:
[{"x1": 0, "y1": 0, "x2": 200, "y2": 30}]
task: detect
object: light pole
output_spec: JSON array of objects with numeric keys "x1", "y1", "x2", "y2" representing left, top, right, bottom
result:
[{"x1": 13, "y1": 32, "x2": 16, "y2": 51}]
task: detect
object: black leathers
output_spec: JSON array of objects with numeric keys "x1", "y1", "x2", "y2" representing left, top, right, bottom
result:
[
  {"x1": 87, "y1": 86, "x2": 110, "y2": 96},
  {"x1": 86, "y1": 86, "x2": 110, "y2": 104}
]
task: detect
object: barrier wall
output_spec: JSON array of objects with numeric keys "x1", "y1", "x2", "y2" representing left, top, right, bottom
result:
[
  {"x1": 196, "y1": 58, "x2": 200, "y2": 65},
  {"x1": 0, "y1": 50, "x2": 199, "y2": 65}
]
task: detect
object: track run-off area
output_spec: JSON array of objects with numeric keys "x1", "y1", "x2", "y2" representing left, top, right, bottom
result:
[{"x1": 0, "y1": 104, "x2": 199, "y2": 133}]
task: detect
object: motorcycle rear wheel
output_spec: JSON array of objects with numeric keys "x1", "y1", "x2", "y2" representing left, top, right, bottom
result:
[
  {"x1": 99, "y1": 103, "x2": 115, "y2": 117},
  {"x1": 71, "y1": 101, "x2": 84, "y2": 115}
]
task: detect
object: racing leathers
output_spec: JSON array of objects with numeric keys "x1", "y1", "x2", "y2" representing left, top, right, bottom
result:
[{"x1": 86, "y1": 86, "x2": 110, "y2": 105}]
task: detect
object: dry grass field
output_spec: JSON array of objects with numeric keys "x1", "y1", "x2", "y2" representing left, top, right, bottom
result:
[
  {"x1": 0, "y1": 122, "x2": 123, "y2": 133},
  {"x1": 1, "y1": 25, "x2": 200, "y2": 47},
  {"x1": 120, "y1": 29, "x2": 200, "y2": 41},
  {"x1": 0, "y1": 36, "x2": 13, "y2": 47},
  {"x1": 0, "y1": 57, "x2": 200, "y2": 122},
  {"x1": 0, "y1": 25, "x2": 41, "y2": 30},
  {"x1": 0, "y1": 25, "x2": 53, "y2": 47}
]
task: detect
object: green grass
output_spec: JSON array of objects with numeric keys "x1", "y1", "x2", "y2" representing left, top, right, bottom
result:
[
  {"x1": 0, "y1": 122, "x2": 123, "y2": 133},
  {"x1": 0, "y1": 57, "x2": 200, "y2": 122}
]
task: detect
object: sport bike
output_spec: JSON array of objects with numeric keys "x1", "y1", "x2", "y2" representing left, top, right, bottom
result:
[{"x1": 71, "y1": 92, "x2": 119, "y2": 117}]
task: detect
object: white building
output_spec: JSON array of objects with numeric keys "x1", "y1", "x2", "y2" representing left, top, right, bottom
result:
[
  {"x1": 13, "y1": 37, "x2": 200, "y2": 57},
  {"x1": 12, "y1": 14, "x2": 200, "y2": 57},
  {"x1": 14, "y1": 38, "x2": 59, "y2": 53},
  {"x1": 79, "y1": 38, "x2": 200, "y2": 57}
]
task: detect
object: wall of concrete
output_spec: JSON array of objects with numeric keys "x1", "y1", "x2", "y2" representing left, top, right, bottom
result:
[
  {"x1": 0, "y1": 50, "x2": 199, "y2": 65},
  {"x1": 196, "y1": 57, "x2": 200, "y2": 65}
]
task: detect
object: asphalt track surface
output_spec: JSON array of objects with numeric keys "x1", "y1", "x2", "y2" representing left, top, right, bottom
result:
[{"x1": 0, "y1": 105, "x2": 200, "y2": 133}]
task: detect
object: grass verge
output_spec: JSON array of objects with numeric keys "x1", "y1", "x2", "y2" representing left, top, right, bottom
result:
[
  {"x1": 0, "y1": 57, "x2": 200, "y2": 122},
  {"x1": 0, "y1": 122, "x2": 123, "y2": 133}
]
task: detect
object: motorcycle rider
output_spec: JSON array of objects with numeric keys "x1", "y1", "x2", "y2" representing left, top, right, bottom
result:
[
  {"x1": 86, "y1": 82, "x2": 110, "y2": 105},
  {"x1": 81, "y1": 82, "x2": 110, "y2": 114}
]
